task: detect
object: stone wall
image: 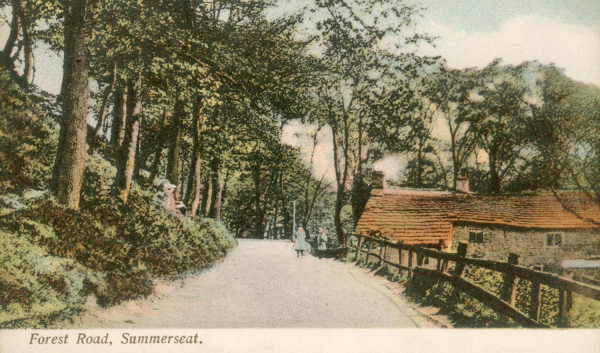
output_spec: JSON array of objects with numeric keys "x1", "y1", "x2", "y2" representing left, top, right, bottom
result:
[{"x1": 449, "y1": 223, "x2": 600, "y2": 268}]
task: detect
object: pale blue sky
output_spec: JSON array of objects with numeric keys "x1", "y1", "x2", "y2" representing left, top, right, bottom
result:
[{"x1": 413, "y1": 0, "x2": 600, "y2": 32}]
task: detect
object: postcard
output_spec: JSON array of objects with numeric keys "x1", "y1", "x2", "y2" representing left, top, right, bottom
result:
[{"x1": 0, "y1": 0, "x2": 599, "y2": 352}]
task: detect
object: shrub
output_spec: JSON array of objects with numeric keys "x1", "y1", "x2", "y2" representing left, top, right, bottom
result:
[
  {"x1": 0, "y1": 70, "x2": 58, "y2": 193},
  {"x1": 0, "y1": 228, "x2": 104, "y2": 328},
  {"x1": 0, "y1": 73, "x2": 236, "y2": 327}
]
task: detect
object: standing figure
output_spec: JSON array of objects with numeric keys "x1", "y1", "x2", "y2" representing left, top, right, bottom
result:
[
  {"x1": 317, "y1": 227, "x2": 328, "y2": 259},
  {"x1": 295, "y1": 226, "x2": 309, "y2": 258}
]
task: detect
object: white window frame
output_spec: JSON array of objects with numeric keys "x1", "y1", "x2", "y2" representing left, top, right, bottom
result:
[{"x1": 469, "y1": 228, "x2": 484, "y2": 244}]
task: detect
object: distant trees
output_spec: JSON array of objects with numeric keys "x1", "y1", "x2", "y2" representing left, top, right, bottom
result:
[
  {"x1": 434, "y1": 66, "x2": 479, "y2": 190},
  {"x1": 394, "y1": 59, "x2": 600, "y2": 198},
  {"x1": 468, "y1": 61, "x2": 536, "y2": 194},
  {"x1": 526, "y1": 66, "x2": 600, "y2": 201},
  {"x1": 311, "y1": 0, "x2": 432, "y2": 244}
]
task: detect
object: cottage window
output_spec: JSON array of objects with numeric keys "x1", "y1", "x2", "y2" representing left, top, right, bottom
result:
[
  {"x1": 546, "y1": 233, "x2": 562, "y2": 247},
  {"x1": 469, "y1": 229, "x2": 484, "y2": 244}
]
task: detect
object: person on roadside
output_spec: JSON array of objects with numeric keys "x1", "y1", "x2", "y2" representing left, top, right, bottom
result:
[
  {"x1": 294, "y1": 226, "x2": 309, "y2": 258},
  {"x1": 317, "y1": 227, "x2": 328, "y2": 259},
  {"x1": 154, "y1": 179, "x2": 185, "y2": 217}
]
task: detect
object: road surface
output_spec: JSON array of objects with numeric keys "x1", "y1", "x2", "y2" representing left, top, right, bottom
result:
[{"x1": 69, "y1": 240, "x2": 438, "y2": 328}]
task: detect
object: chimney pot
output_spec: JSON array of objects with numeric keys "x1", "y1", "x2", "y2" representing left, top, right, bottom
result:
[
  {"x1": 456, "y1": 175, "x2": 470, "y2": 193},
  {"x1": 371, "y1": 171, "x2": 386, "y2": 189}
]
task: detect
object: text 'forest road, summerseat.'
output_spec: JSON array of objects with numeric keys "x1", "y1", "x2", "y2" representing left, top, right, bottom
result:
[{"x1": 65, "y1": 240, "x2": 438, "y2": 328}]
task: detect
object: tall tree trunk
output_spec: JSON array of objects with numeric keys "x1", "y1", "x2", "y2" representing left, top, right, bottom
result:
[
  {"x1": 452, "y1": 152, "x2": 459, "y2": 191},
  {"x1": 20, "y1": 2, "x2": 33, "y2": 85},
  {"x1": 208, "y1": 171, "x2": 219, "y2": 219},
  {"x1": 416, "y1": 149, "x2": 423, "y2": 188},
  {"x1": 52, "y1": 0, "x2": 93, "y2": 209},
  {"x1": 166, "y1": 99, "x2": 184, "y2": 194},
  {"x1": 253, "y1": 162, "x2": 262, "y2": 239},
  {"x1": 93, "y1": 62, "x2": 117, "y2": 138},
  {"x1": 331, "y1": 126, "x2": 348, "y2": 246},
  {"x1": 211, "y1": 174, "x2": 224, "y2": 221},
  {"x1": 1, "y1": 0, "x2": 20, "y2": 70},
  {"x1": 351, "y1": 116, "x2": 364, "y2": 228},
  {"x1": 208, "y1": 158, "x2": 219, "y2": 218},
  {"x1": 273, "y1": 195, "x2": 280, "y2": 239},
  {"x1": 202, "y1": 175, "x2": 212, "y2": 217},
  {"x1": 132, "y1": 115, "x2": 144, "y2": 181},
  {"x1": 114, "y1": 73, "x2": 143, "y2": 204},
  {"x1": 186, "y1": 101, "x2": 206, "y2": 218},
  {"x1": 111, "y1": 81, "x2": 128, "y2": 151},
  {"x1": 489, "y1": 153, "x2": 501, "y2": 194},
  {"x1": 148, "y1": 109, "x2": 170, "y2": 186},
  {"x1": 279, "y1": 171, "x2": 291, "y2": 238}
]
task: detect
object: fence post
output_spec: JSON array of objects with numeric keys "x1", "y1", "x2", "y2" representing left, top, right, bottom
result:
[
  {"x1": 365, "y1": 238, "x2": 374, "y2": 266},
  {"x1": 558, "y1": 288, "x2": 572, "y2": 328},
  {"x1": 529, "y1": 265, "x2": 543, "y2": 322},
  {"x1": 379, "y1": 240, "x2": 386, "y2": 267},
  {"x1": 436, "y1": 240, "x2": 445, "y2": 271},
  {"x1": 408, "y1": 249, "x2": 414, "y2": 279},
  {"x1": 396, "y1": 242, "x2": 403, "y2": 271},
  {"x1": 558, "y1": 272, "x2": 573, "y2": 327},
  {"x1": 501, "y1": 253, "x2": 520, "y2": 306},
  {"x1": 354, "y1": 235, "x2": 362, "y2": 262},
  {"x1": 416, "y1": 249, "x2": 424, "y2": 267},
  {"x1": 454, "y1": 242, "x2": 469, "y2": 277}
]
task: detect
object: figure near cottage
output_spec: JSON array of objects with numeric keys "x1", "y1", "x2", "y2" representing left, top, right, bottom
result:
[
  {"x1": 317, "y1": 227, "x2": 328, "y2": 259},
  {"x1": 294, "y1": 226, "x2": 309, "y2": 258}
]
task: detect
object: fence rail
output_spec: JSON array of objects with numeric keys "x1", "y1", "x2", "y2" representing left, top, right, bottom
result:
[{"x1": 346, "y1": 233, "x2": 600, "y2": 328}]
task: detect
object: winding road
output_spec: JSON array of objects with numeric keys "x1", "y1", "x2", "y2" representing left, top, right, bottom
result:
[{"x1": 69, "y1": 240, "x2": 439, "y2": 328}]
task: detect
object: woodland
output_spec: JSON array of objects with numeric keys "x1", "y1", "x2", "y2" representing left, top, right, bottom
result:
[{"x1": 0, "y1": 0, "x2": 600, "y2": 327}]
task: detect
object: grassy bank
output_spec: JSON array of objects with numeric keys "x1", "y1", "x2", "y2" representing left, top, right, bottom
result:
[
  {"x1": 0, "y1": 71, "x2": 236, "y2": 328},
  {"x1": 345, "y1": 250, "x2": 600, "y2": 328}
]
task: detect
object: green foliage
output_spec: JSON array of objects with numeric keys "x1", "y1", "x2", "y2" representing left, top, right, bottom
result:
[
  {"x1": 0, "y1": 228, "x2": 104, "y2": 328},
  {"x1": 0, "y1": 70, "x2": 58, "y2": 193},
  {"x1": 402, "y1": 264, "x2": 600, "y2": 328},
  {"x1": 0, "y1": 72, "x2": 235, "y2": 327},
  {"x1": 570, "y1": 292, "x2": 600, "y2": 328},
  {"x1": 412, "y1": 271, "x2": 518, "y2": 328},
  {"x1": 0, "y1": 155, "x2": 235, "y2": 325}
]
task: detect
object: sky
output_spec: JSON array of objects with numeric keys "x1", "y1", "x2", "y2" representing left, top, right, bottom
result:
[
  {"x1": 415, "y1": 0, "x2": 600, "y2": 32},
  {"x1": 1, "y1": 1, "x2": 599, "y2": 182}
]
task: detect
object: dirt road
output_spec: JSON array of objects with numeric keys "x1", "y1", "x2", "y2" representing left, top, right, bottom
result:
[{"x1": 70, "y1": 240, "x2": 438, "y2": 328}]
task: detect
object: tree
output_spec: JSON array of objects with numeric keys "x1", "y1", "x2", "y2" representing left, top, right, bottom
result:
[
  {"x1": 114, "y1": 72, "x2": 143, "y2": 203},
  {"x1": 92, "y1": 61, "x2": 117, "y2": 139},
  {"x1": 468, "y1": 60, "x2": 535, "y2": 194},
  {"x1": 0, "y1": 0, "x2": 21, "y2": 71},
  {"x1": 0, "y1": 0, "x2": 62, "y2": 86},
  {"x1": 51, "y1": 0, "x2": 99, "y2": 208},
  {"x1": 433, "y1": 66, "x2": 479, "y2": 190},
  {"x1": 311, "y1": 0, "x2": 431, "y2": 243},
  {"x1": 527, "y1": 65, "x2": 600, "y2": 202},
  {"x1": 300, "y1": 124, "x2": 332, "y2": 236}
]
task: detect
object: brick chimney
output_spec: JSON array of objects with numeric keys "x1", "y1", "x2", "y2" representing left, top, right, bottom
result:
[
  {"x1": 371, "y1": 171, "x2": 386, "y2": 189},
  {"x1": 456, "y1": 175, "x2": 470, "y2": 193}
]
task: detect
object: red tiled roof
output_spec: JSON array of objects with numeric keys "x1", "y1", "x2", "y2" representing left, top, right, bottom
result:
[{"x1": 355, "y1": 189, "x2": 600, "y2": 245}]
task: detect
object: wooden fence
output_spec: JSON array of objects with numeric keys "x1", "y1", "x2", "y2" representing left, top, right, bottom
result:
[{"x1": 346, "y1": 233, "x2": 600, "y2": 328}]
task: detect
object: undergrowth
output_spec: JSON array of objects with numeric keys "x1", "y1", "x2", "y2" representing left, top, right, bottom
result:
[{"x1": 0, "y1": 70, "x2": 236, "y2": 328}]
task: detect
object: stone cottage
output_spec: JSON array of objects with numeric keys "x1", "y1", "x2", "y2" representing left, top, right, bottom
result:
[{"x1": 355, "y1": 174, "x2": 600, "y2": 269}]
